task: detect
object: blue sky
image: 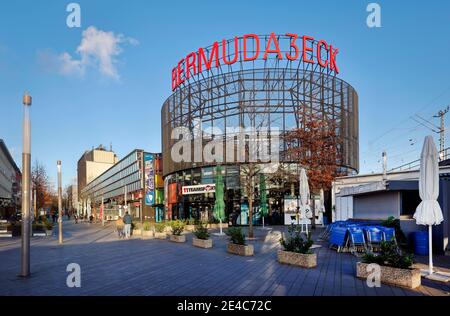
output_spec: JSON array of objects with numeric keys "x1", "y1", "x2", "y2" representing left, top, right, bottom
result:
[{"x1": 1, "y1": 0, "x2": 450, "y2": 188}]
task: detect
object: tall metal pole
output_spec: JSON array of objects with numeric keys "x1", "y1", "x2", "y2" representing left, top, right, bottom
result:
[
  {"x1": 33, "y1": 189, "x2": 37, "y2": 219},
  {"x1": 20, "y1": 91, "x2": 32, "y2": 277},
  {"x1": 101, "y1": 194, "x2": 105, "y2": 226},
  {"x1": 382, "y1": 151, "x2": 387, "y2": 181},
  {"x1": 434, "y1": 106, "x2": 449, "y2": 160},
  {"x1": 57, "y1": 161, "x2": 63, "y2": 244}
]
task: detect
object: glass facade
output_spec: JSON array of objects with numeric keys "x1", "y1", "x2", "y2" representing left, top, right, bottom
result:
[{"x1": 166, "y1": 163, "x2": 302, "y2": 226}]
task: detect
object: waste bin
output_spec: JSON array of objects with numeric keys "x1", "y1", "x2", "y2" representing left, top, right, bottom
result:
[{"x1": 413, "y1": 231, "x2": 429, "y2": 256}]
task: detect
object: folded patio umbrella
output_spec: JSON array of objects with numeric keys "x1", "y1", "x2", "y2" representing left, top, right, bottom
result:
[
  {"x1": 413, "y1": 135, "x2": 444, "y2": 276},
  {"x1": 213, "y1": 166, "x2": 226, "y2": 235},
  {"x1": 299, "y1": 168, "x2": 311, "y2": 234}
]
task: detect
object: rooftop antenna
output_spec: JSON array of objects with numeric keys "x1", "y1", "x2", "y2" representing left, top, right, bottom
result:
[{"x1": 110, "y1": 142, "x2": 112, "y2": 152}]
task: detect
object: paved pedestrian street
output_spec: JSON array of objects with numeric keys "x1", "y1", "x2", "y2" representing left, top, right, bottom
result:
[{"x1": 0, "y1": 221, "x2": 449, "y2": 296}]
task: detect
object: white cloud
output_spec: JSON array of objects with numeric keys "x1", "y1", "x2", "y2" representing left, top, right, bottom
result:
[{"x1": 40, "y1": 26, "x2": 138, "y2": 80}]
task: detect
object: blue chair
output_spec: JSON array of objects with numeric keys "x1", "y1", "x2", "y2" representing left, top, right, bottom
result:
[
  {"x1": 365, "y1": 226, "x2": 383, "y2": 251},
  {"x1": 380, "y1": 227, "x2": 396, "y2": 244},
  {"x1": 348, "y1": 227, "x2": 367, "y2": 255},
  {"x1": 329, "y1": 226, "x2": 348, "y2": 252}
]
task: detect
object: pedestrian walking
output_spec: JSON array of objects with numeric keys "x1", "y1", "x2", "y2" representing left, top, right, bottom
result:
[
  {"x1": 123, "y1": 211, "x2": 132, "y2": 239},
  {"x1": 116, "y1": 216, "x2": 124, "y2": 239}
]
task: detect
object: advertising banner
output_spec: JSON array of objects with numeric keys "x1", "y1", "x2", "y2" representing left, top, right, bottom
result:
[
  {"x1": 144, "y1": 153, "x2": 155, "y2": 205},
  {"x1": 181, "y1": 184, "x2": 215, "y2": 195}
]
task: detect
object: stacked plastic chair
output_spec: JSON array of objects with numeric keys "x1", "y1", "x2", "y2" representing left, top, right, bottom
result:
[{"x1": 365, "y1": 226, "x2": 384, "y2": 252}]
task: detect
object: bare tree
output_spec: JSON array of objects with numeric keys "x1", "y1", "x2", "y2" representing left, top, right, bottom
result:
[
  {"x1": 240, "y1": 163, "x2": 260, "y2": 238},
  {"x1": 31, "y1": 160, "x2": 53, "y2": 215},
  {"x1": 284, "y1": 112, "x2": 341, "y2": 228}
]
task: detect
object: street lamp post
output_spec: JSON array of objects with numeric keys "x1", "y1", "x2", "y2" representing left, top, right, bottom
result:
[
  {"x1": 33, "y1": 189, "x2": 37, "y2": 219},
  {"x1": 57, "y1": 161, "x2": 63, "y2": 244},
  {"x1": 20, "y1": 91, "x2": 32, "y2": 277},
  {"x1": 101, "y1": 194, "x2": 105, "y2": 226}
]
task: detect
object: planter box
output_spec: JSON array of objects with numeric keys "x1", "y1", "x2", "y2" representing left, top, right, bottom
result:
[
  {"x1": 227, "y1": 243, "x2": 254, "y2": 256},
  {"x1": 154, "y1": 232, "x2": 167, "y2": 239},
  {"x1": 192, "y1": 238, "x2": 213, "y2": 249},
  {"x1": 356, "y1": 262, "x2": 421, "y2": 289},
  {"x1": 277, "y1": 250, "x2": 317, "y2": 268},
  {"x1": 132, "y1": 229, "x2": 141, "y2": 236},
  {"x1": 141, "y1": 230, "x2": 153, "y2": 239},
  {"x1": 170, "y1": 234, "x2": 186, "y2": 243},
  {"x1": 185, "y1": 225, "x2": 196, "y2": 232},
  {"x1": 208, "y1": 223, "x2": 229, "y2": 229}
]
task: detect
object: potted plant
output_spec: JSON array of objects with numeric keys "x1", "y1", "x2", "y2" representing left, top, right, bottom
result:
[
  {"x1": 278, "y1": 224, "x2": 316, "y2": 268},
  {"x1": 192, "y1": 222, "x2": 212, "y2": 249},
  {"x1": 132, "y1": 222, "x2": 141, "y2": 236},
  {"x1": 141, "y1": 221, "x2": 153, "y2": 239},
  {"x1": 154, "y1": 222, "x2": 167, "y2": 239},
  {"x1": 169, "y1": 220, "x2": 186, "y2": 243},
  {"x1": 185, "y1": 218, "x2": 197, "y2": 232},
  {"x1": 44, "y1": 219, "x2": 53, "y2": 236},
  {"x1": 356, "y1": 240, "x2": 420, "y2": 289},
  {"x1": 32, "y1": 222, "x2": 46, "y2": 237},
  {"x1": 225, "y1": 227, "x2": 253, "y2": 256}
]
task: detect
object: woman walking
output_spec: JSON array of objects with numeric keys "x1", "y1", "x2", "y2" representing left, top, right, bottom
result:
[{"x1": 116, "y1": 216, "x2": 124, "y2": 239}]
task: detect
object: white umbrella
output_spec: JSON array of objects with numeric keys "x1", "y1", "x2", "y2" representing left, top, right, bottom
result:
[
  {"x1": 413, "y1": 136, "x2": 444, "y2": 276},
  {"x1": 317, "y1": 189, "x2": 326, "y2": 225},
  {"x1": 299, "y1": 168, "x2": 311, "y2": 234},
  {"x1": 87, "y1": 198, "x2": 92, "y2": 218}
]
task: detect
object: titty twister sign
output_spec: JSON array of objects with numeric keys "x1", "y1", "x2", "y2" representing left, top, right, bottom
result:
[{"x1": 171, "y1": 32, "x2": 339, "y2": 91}]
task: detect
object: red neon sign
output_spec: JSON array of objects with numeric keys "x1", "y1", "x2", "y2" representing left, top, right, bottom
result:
[{"x1": 171, "y1": 32, "x2": 340, "y2": 91}]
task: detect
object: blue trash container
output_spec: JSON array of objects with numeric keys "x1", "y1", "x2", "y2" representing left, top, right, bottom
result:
[{"x1": 413, "y1": 231, "x2": 429, "y2": 256}]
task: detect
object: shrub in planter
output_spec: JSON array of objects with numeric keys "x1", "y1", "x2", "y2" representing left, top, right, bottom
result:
[
  {"x1": 131, "y1": 222, "x2": 142, "y2": 235},
  {"x1": 278, "y1": 224, "x2": 316, "y2": 268},
  {"x1": 192, "y1": 222, "x2": 212, "y2": 248},
  {"x1": 169, "y1": 220, "x2": 186, "y2": 243},
  {"x1": 381, "y1": 216, "x2": 407, "y2": 245},
  {"x1": 170, "y1": 220, "x2": 185, "y2": 236},
  {"x1": 154, "y1": 222, "x2": 167, "y2": 239},
  {"x1": 357, "y1": 240, "x2": 420, "y2": 289},
  {"x1": 361, "y1": 241, "x2": 414, "y2": 270},
  {"x1": 193, "y1": 222, "x2": 210, "y2": 240},
  {"x1": 141, "y1": 221, "x2": 154, "y2": 238},
  {"x1": 225, "y1": 227, "x2": 253, "y2": 256}
]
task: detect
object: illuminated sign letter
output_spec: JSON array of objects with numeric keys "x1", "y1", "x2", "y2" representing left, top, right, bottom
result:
[
  {"x1": 243, "y1": 34, "x2": 260, "y2": 61},
  {"x1": 222, "y1": 37, "x2": 239, "y2": 65},
  {"x1": 177, "y1": 58, "x2": 185, "y2": 86},
  {"x1": 172, "y1": 67, "x2": 178, "y2": 91},
  {"x1": 302, "y1": 35, "x2": 314, "y2": 64},
  {"x1": 186, "y1": 52, "x2": 197, "y2": 79},
  {"x1": 263, "y1": 33, "x2": 282, "y2": 60},
  {"x1": 285, "y1": 33, "x2": 299, "y2": 61},
  {"x1": 317, "y1": 40, "x2": 329, "y2": 68},
  {"x1": 197, "y1": 42, "x2": 219, "y2": 73},
  {"x1": 329, "y1": 45, "x2": 339, "y2": 73}
]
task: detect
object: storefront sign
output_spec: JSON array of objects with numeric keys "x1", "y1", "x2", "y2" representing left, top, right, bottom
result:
[
  {"x1": 181, "y1": 184, "x2": 216, "y2": 195},
  {"x1": 168, "y1": 183, "x2": 178, "y2": 204},
  {"x1": 144, "y1": 153, "x2": 155, "y2": 205},
  {"x1": 172, "y1": 32, "x2": 339, "y2": 90}
]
